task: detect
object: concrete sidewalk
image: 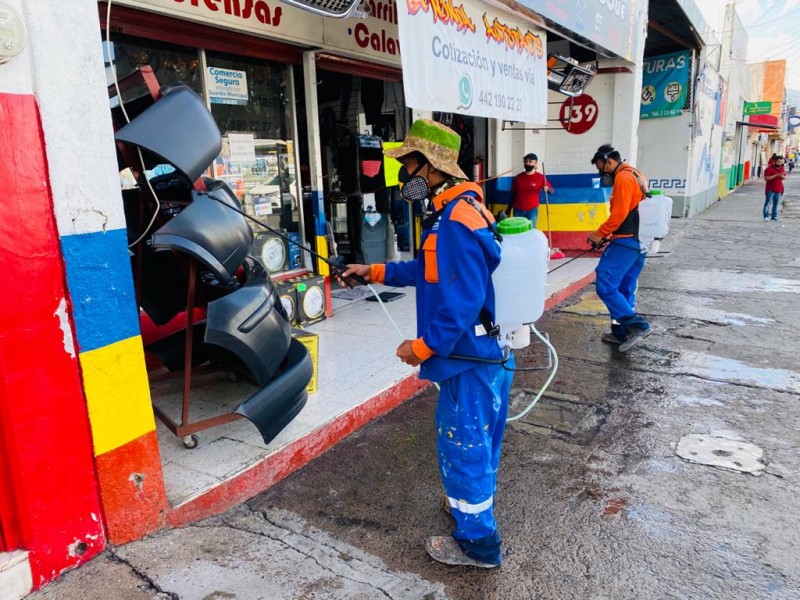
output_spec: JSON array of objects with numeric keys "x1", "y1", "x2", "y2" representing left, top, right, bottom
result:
[
  {"x1": 31, "y1": 177, "x2": 800, "y2": 600},
  {"x1": 151, "y1": 253, "x2": 598, "y2": 531}
]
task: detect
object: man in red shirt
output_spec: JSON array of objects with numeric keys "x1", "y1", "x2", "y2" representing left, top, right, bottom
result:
[
  {"x1": 506, "y1": 153, "x2": 553, "y2": 227},
  {"x1": 763, "y1": 154, "x2": 786, "y2": 221}
]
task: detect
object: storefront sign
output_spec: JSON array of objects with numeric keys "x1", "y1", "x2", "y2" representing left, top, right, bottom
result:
[
  {"x1": 113, "y1": 0, "x2": 325, "y2": 46},
  {"x1": 396, "y1": 0, "x2": 547, "y2": 123},
  {"x1": 515, "y1": 0, "x2": 644, "y2": 63},
  {"x1": 640, "y1": 50, "x2": 690, "y2": 119},
  {"x1": 743, "y1": 101, "x2": 772, "y2": 116},
  {"x1": 114, "y1": 0, "x2": 402, "y2": 65},
  {"x1": 205, "y1": 67, "x2": 249, "y2": 105},
  {"x1": 323, "y1": 0, "x2": 402, "y2": 66}
]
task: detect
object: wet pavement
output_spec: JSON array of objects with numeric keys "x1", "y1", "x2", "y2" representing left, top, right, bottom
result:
[{"x1": 29, "y1": 179, "x2": 800, "y2": 599}]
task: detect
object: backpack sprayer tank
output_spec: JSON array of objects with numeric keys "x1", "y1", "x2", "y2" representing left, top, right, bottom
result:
[
  {"x1": 491, "y1": 217, "x2": 549, "y2": 349},
  {"x1": 637, "y1": 190, "x2": 673, "y2": 252}
]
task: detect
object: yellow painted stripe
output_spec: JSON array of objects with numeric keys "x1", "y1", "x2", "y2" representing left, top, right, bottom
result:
[
  {"x1": 718, "y1": 174, "x2": 730, "y2": 199},
  {"x1": 316, "y1": 236, "x2": 330, "y2": 276},
  {"x1": 81, "y1": 335, "x2": 155, "y2": 456},
  {"x1": 537, "y1": 202, "x2": 610, "y2": 232}
]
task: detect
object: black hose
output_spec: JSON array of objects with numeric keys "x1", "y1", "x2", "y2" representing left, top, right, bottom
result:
[
  {"x1": 207, "y1": 195, "x2": 367, "y2": 287},
  {"x1": 546, "y1": 247, "x2": 598, "y2": 274}
]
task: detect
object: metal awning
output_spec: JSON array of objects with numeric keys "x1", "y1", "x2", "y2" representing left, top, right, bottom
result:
[{"x1": 736, "y1": 120, "x2": 780, "y2": 131}]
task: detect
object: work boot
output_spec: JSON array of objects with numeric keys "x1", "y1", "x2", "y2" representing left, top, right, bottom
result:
[
  {"x1": 601, "y1": 331, "x2": 625, "y2": 345},
  {"x1": 425, "y1": 536, "x2": 500, "y2": 568},
  {"x1": 618, "y1": 327, "x2": 652, "y2": 352}
]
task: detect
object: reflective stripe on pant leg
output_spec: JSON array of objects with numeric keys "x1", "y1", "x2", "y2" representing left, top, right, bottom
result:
[{"x1": 435, "y1": 363, "x2": 507, "y2": 564}]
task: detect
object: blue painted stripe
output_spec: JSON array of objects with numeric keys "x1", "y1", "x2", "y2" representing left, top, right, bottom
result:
[
  {"x1": 312, "y1": 189, "x2": 326, "y2": 236},
  {"x1": 487, "y1": 173, "x2": 610, "y2": 207},
  {"x1": 543, "y1": 188, "x2": 611, "y2": 204},
  {"x1": 61, "y1": 228, "x2": 140, "y2": 353},
  {"x1": 547, "y1": 173, "x2": 601, "y2": 187}
]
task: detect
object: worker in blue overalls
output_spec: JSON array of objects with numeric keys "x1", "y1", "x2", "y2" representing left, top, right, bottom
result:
[
  {"x1": 342, "y1": 119, "x2": 514, "y2": 568},
  {"x1": 588, "y1": 144, "x2": 652, "y2": 352}
]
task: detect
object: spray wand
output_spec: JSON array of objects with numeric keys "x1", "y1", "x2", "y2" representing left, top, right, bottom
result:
[
  {"x1": 203, "y1": 192, "x2": 561, "y2": 420},
  {"x1": 206, "y1": 195, "x2": 368, "y2": 289}
]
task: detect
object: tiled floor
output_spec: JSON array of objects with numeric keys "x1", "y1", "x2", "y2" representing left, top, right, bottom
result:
[{"x1": 152, "y1": 257, "x2": 598, "y2": 507}]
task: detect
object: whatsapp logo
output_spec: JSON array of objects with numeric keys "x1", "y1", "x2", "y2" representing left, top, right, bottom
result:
[{"x1": 457, "y1": 74, "x2": 473, "y2": 109}]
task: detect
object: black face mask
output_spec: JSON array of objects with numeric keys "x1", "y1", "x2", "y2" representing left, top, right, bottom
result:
[
  {"x1": 398, "y1": 160, "x2": 430, "y2": 203},
  {"x1": 524, "y1": 165, "x2": 535, "y2": 172},
  {"x1": 599, "y1": 172, "x2": 614, "y2": 187}
]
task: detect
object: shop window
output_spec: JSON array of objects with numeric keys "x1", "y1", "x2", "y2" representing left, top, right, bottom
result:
[
  {"x1": 105, "y1": 35, "x2": 305, "y2": 275},
  {"x1": 106, "y1": 35, "x2": 202, "y2": 102},
  {"x1": 206, "y1": 51, "x2": 303, "y2": 275},
  {"x1": 105, "y1": 36, "x2": 202, "y2": 189}
]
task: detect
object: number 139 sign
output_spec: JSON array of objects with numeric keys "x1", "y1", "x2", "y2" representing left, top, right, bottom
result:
[{"x1": 559, "y1": 94, "x2": 598, "y2": 135}]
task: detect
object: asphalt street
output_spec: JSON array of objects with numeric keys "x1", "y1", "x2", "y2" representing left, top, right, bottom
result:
[{"x1": 29, "y1": 176, "x2": 800, "y2": 600}]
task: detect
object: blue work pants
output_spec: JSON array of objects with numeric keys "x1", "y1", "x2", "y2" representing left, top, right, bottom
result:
[
  {"x1": 436, "y1": 355, "x2": 514, "y2": 565},
  {"x1": 595, "y1": 238, "x2": 649, "y2": 333}
]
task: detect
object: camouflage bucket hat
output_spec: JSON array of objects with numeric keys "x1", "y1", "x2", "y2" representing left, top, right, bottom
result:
[{"x1": 383, "y1": 119, "x2": 468, "y2": 180}]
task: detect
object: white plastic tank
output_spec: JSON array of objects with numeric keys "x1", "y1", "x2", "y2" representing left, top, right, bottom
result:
[
  {"x1": 648, "y1": 190, "x2": 673, "y2": 239},
  {"x1": 637, "y1": 190, "x2": 672, "y2": 248},
  {"x1": 492, "y1": 217, "x2": 549, "y2": 339}
]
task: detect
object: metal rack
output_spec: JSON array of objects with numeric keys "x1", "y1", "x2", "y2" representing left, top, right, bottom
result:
[{"x1": 110, "y1": 67, "x2": 242, "y2": 449}]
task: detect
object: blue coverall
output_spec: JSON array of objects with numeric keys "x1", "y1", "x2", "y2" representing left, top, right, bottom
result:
[{"x1": 371, "y1": 181, "x2": 513, "y2": 565}]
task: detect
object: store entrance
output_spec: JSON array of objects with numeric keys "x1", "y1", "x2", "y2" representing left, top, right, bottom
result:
[
  {"x1": 433, "y1": 112, "x2": 489, "y2": 188},
  {"x1": 315, "y1": 69, "x2": 410, "y2": 263}
]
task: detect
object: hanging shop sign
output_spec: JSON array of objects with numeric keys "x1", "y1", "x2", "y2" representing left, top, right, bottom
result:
[
  {"x1": 559, "y1": 94, "x2": 598, "y2": 134},
  {"x1": 640, "y1": 50, "x2": 690, "y2": 119},
  {"x1": 396, "y1": 0, "x2": 547, "y2": 123},
  {"x1": 515, "y1": 0, "x2": 644, "y2": 63},
  {"x1": 205, "y1": 67, "x2": 249, "y2": 105},
  {"x1": 743, "y1": 101, "x2": 772, "y2": 116}
]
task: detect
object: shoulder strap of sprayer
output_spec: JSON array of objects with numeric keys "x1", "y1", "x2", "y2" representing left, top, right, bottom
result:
[
  {"x1": 460, "y1": 194, "x2": 504, "y2": 243},
  {"x1": 458, "y1": 193, "x2": 502, "y2": 338},
  {"x1": 619, "y1": 164, "x2": 652, "y2": 200}
]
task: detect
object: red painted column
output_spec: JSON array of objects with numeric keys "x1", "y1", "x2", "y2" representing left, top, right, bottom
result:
[{"x1": 0, "y1": 94, "x2": 105, "y2": 586}]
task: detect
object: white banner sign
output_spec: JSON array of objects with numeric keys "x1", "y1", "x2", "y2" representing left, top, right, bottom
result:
[{"x1": 397, "y1": 0, "x2": 547, "y2": 123}]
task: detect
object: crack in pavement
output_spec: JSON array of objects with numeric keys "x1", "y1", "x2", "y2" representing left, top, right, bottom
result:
[
  {"x1": 108, "y1": 551, "x2": 179, "y2": 600},
  {"x1": 221, "y1": 505, "x2": 398, "y2": 600}
]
